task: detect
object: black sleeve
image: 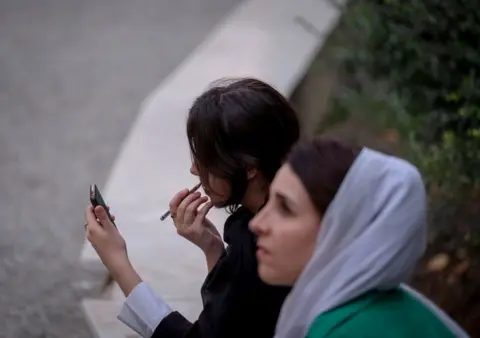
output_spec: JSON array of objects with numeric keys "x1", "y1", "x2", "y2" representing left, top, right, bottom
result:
[
  {"x1": 151, "y1": 311, "x2": 192, "y2": 337},
  {"x1": 151, "y1": 249, "x2": 230, "y2": 338},
  {"x1": 152, "y1": 208, "x2": 290, "y2": 338}
]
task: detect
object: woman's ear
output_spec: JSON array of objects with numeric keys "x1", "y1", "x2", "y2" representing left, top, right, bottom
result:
[{"x1": 247, "y1": 168, "x2": 258, "y2": 180}]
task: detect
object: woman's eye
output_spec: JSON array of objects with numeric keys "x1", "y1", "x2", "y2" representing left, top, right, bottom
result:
[{"x1": 278, "y1": 199, "x2": 292, "y2": 215}]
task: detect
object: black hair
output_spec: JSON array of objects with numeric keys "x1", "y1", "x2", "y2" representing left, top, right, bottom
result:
[
  {"x1": 288, "y1": 138, "x2": 359, "y2": 214},
  {"x1": 187, "y1": 78, "x2": 300, "y2": 212}
]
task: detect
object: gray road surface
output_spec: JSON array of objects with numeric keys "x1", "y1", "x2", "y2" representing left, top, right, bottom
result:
[{"x1": 0, "y1": 1, "x2": 240, "y2": 337}]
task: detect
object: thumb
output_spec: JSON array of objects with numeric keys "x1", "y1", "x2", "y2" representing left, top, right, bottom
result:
[{"x1": 94, "y1": 206, "x2": 115, "y2": 230}]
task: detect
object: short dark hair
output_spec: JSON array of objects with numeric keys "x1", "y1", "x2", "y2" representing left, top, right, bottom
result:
[
  {"x1": 288, "y1": 138, "x2": 359, "y2": 215},
  {"x1": 187, "y1": 78, "x2": 300, "y2": 212}
]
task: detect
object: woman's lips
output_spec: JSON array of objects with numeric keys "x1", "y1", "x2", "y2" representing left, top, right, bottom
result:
[{"x1": 256, "y1": 246, "x2": 269, "y2": 260}]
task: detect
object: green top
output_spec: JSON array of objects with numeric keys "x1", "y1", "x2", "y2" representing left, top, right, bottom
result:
[{"x1": 306, "y1": 289, "x2": 454, "y2": 338}]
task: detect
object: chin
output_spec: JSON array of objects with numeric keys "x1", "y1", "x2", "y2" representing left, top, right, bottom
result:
[
  {"x1": 211, "y1": 199, "x2": 227, "y2": 208},
  {"x1": 208, "y1": 196, "x2": 229, "y2": 208},
  {"x1": 258, "y1": 265, "x2": 286, "y2": 286}
]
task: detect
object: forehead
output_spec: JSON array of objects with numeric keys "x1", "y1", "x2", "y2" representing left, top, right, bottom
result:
[{"x1": 271, "y1": 164, "x2": 310, "y2": 201}]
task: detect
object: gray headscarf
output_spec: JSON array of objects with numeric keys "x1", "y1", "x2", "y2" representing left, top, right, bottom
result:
[{"x1": 274, "y1": 148, "x2": 468, "y2": 338}]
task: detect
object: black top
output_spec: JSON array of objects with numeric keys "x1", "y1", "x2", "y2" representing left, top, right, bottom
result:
[{"x1": 152, "y1": 207, "x2": 291, "y2": 338}]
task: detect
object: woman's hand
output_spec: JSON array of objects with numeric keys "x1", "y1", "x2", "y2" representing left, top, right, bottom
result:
[
  {"x1": 169, "y1": 189, "x2": 224, "y2": 256},
  {"x1": 85, "y1": 205, "x2": 129, "y2": 273},
  {"x1": 84, "y1": 205, "x2": 142, "y2": 297}
]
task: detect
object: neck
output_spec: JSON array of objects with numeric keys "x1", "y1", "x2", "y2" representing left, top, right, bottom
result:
[{"x1": 242, "y1": 179, "x2": 269, "y2": 213}]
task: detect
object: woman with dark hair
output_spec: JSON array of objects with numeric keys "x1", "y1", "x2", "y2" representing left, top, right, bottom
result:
[
  {"x1": 85, "y1": 78, "x2": 299, "y2": 338},
  {"x1": 249, "y1": 137, "x2": 468, "y2": 338}
]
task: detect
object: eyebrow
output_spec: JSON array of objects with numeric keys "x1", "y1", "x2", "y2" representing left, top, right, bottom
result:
[{"x1": 274, "y1": 191, "x2": 297, "y2": 210}]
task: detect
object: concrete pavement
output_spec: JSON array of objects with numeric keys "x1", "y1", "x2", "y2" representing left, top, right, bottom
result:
[{"x1": 0, "y1": 1, "x2": 240, "y2": 337}]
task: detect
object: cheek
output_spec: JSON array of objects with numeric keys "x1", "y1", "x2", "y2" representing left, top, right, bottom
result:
[
  {"x1": 258, "y1": 218, "x2": 318, "y2": 286},
  {"x1": 207, "y1": 176, "x2": 230, "y2": 198}
]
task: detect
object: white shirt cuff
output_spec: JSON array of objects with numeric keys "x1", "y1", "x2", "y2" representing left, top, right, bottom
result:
[{"x1": 117, "y1": 282, "x2": 173, "y2": 337}]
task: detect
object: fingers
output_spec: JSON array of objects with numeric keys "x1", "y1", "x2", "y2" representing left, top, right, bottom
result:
[
  {"x1": 196, "y1": 201, "x2": 214, "y2": 221},
  {"x1": 169, "y1": 183, "x2": 202, "y2": 216},
  {"x1": 85, "y1": 205, "x2": 102, "y2": 239},
  {"x1": 184, "y1": 196, "x2": 208, "y2": 224},
  {"x1": 176, "y1": 192, "x2": 202, "y2": 221},
  {"x1": 105, "y1": 206, "x2": 115, "y2": 221},
  {"x1": 85, "y1": 205, "x2": 97, "y2": 224},
  {"x1": 169, "y1": 188, "x2": 190, "y2": 216},
  {"x1": 94, "y1": 206, "x2": 115, "y2": 230}
]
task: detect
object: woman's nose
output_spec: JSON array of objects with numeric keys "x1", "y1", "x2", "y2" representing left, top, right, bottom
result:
[
  {"x1": 190, "y1": 163, "x2": 199, "y2": 176},
  {"x1": 249, "y1": 209, "x2": 268, "y2": 235}
]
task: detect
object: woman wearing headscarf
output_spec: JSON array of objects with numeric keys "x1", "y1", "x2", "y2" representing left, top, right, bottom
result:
[{"x1": 250, "y1": 137, "x2": 469, "y2": 337}]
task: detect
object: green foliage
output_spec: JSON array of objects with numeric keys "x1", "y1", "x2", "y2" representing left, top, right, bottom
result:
[{"x1": 333, "y1": 0, "x2": 480, "y2": 193}]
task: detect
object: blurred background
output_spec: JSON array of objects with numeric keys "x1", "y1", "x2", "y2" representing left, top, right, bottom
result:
[{"x1": 1, "y1": 0, "x2": 479, "y2": 337}]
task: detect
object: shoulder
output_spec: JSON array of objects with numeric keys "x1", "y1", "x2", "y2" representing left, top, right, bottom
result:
[
  {"x1": 307, "y1": 290, "x2": 455, "y2": 338},
  {"x1": 204, "y1": 206, "x2": 255, "y2": 283},
  {"x1": 223, "y1": 206, "x2": 254, "y2": 245},
  {"x1": 225, "y1": 206, "x2": 253, "y2": 225}
]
